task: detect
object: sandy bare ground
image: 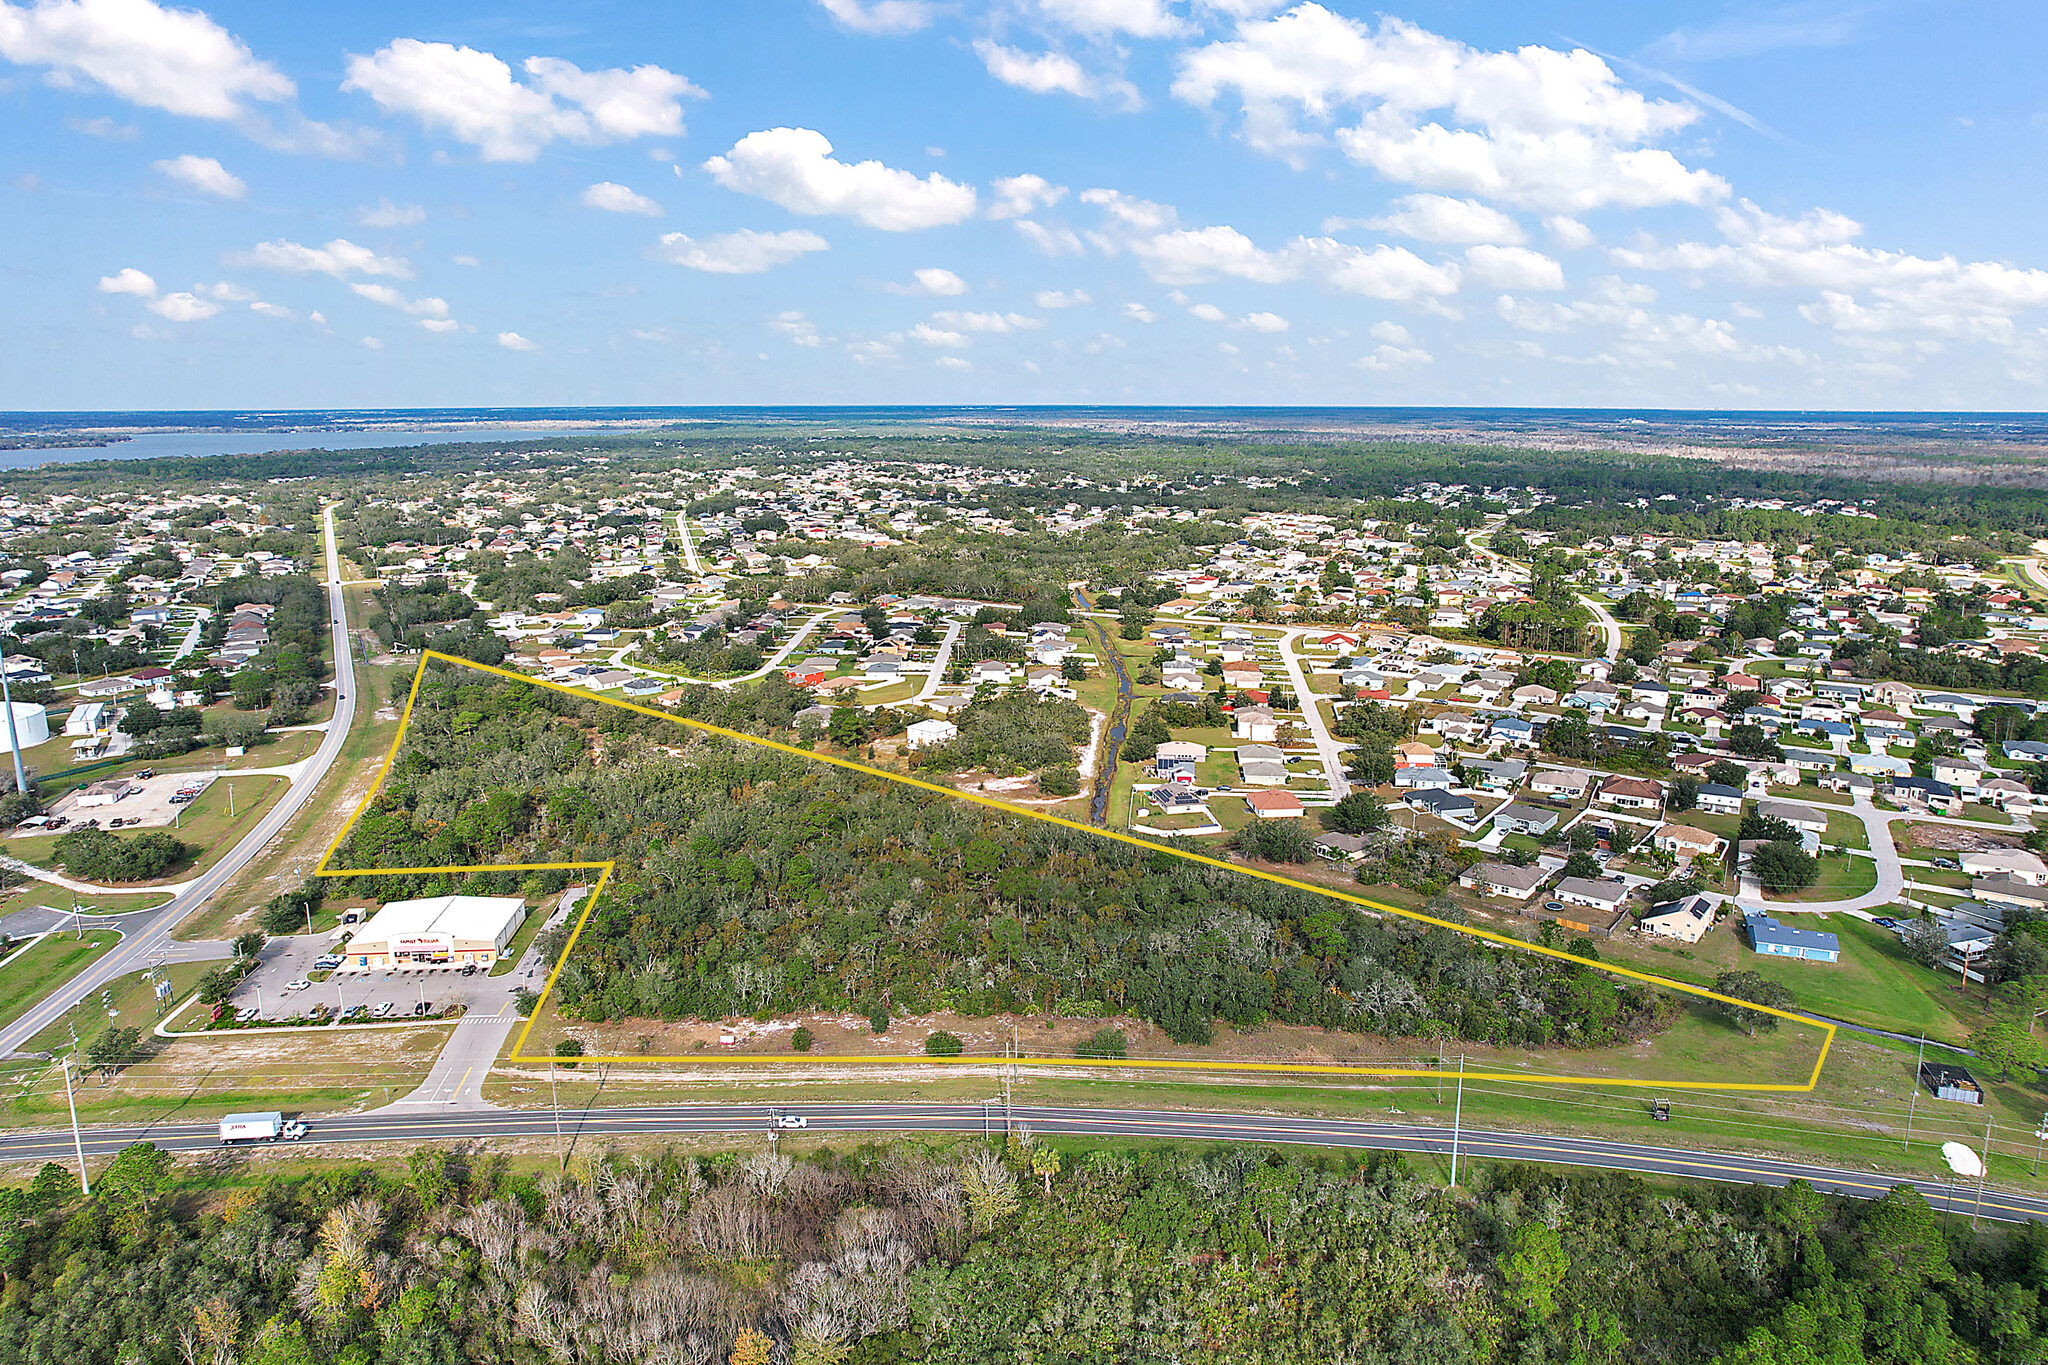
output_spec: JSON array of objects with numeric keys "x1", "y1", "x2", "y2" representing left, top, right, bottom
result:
[{"x1": 1899, "y1": 822, "x2": 2020, "y2": 852}]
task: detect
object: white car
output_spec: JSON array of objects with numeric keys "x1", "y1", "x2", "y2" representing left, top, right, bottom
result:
[
  {"x1": 373, "y1": 1001, "x2": 396, "y2": 1018},
  {"x1": 286, "y1": 978, "x2": 311, "y2": 991},
  {"x1": 775, "y1": 1114, "x2": 808, "y2": 1130},
  {"x1": 234, "y1": 1006, "x2": 259, "y2": 1022}
]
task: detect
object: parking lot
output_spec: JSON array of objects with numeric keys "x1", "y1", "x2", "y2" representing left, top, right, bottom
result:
[
  {"x1": 231, "y1": 932, "x2": 541, "y2": 1023},
  {"x1": 38, "y1": 772, "x2": 217, "y2": 831}
]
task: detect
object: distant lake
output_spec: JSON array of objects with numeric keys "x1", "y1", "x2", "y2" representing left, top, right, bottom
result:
[{"x1": 0, "y1": 425, "x2": 637, "y2": 469}]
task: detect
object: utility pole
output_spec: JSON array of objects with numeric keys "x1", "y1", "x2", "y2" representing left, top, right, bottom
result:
[
  {"x1": 1437, "y1": 1037, "x2": 1445, "y2": 1104},
  {"x1": 59, "y1": 1055, "x2": 88, "y2": 1195},
  {"x1": 1904, "y1": 1034, "x2": 1926, "y2": 1151},
  {"x1": 0, "y1": 665, "x2": 25, "y2": 801},
  {"x1": 1449, "y1": 1053, "x2": 1465, "y2": 1189},
  {"x1": 2035, "y1": 1112, "x2": 2046, "y2": 1177},
  {"x1": 1976, "y1": 1111, "x2": 1993, "y2": 1227},
  {"x1": 550, "y1": 1061, "x2": 564, "y2": 1169}
]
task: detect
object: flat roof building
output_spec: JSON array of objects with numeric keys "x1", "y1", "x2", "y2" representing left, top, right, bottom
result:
[{"x1": 341, "y1": 894, "x2": 528, "y2": 973}]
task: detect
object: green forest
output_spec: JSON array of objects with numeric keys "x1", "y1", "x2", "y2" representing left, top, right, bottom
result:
[
  {"x1": 1, "y1": 1138, "x2": 2040, "y2": 1365},
  {"x1": 327, "y1": 667, "x2": 1670, "y2": 1049}
]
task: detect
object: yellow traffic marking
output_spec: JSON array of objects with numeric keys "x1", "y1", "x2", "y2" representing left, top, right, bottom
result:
[{"x1": 315, "y1": 651, "x2": 1836, "y2": 1089}]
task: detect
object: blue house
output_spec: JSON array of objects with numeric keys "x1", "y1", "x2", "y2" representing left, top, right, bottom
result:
[{"x1": 1743, "y1": 910, "x2": 1840, "y2": 963}]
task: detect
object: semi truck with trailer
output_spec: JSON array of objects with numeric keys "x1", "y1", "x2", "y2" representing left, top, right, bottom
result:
[{"x1": 219, "y1": 1112, "x2": 307, "y2": 1144}]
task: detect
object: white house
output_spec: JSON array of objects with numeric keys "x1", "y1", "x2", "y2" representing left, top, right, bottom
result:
[{"x1": 905, "y1": 718, "x2": 958, "y2": 749}]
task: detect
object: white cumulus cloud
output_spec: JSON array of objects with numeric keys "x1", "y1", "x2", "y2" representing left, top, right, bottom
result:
[
  {"x1": 357, "y1": 197, "x2": 426, "y2": 227},
  {"x1": 988, "y1": 173, "x2": 1068, "y2": 220},
  {"x1": 652, "y1": 227, "x2": 829, "y2": 274},
  {"x1": 1237, "y1": 310, "x2": 1289, "y2": 331},
  {"x1": 229, "y1": 237, "x2": 412, "y2": 279},
  {"x1": 1463, "y1": 244, "x2": 1565, "y2": 290},
  {"x1": 704, "y1": 127, "x2": 977, "y2": 230},
  {"x1": 146, "y1": 291, "x2": 220, "y2": 321},
  {"x1": 343, "y1": 40, "x2": 702, "y2": 162},
  {"x1": 496, "y1": 330, "x2": 536, "y2": 350},
  {"x1": 0, "y1": 0, "x2": 293, "y2": 120},
  {"x1": 1365, "y1": 194, "x2": 1521, "y2": 244},
  {"x1": 97, "y1": 266, "x2": 156, "y2": 296},
  {"x1": 349, "y1": 282, "x2": 450, "y2": 318},
  {"x1": 887, "y1": 267, "x2": 968, "y2": 295},
  {"x1": 817, "y1": 0, "x2": 935, "y2": 33},
  {"x1": 1173, "y1": 8, "x2": 1725, "y2": 210},
  {"x1": 1034, "y1": 288, "x2": 1090, "y2": 307},
  {"x1": 1037, "y1": 0, "x2": 1185, "y2": 39},
  {"x1": 931, "y1": 309, "x2": 1043, "y2": 333},
  {"x1": 152, "y1": 153, "x2": 244, "y2": 199},
  {"x1": 582, "y1": 181, "x2": 662, "y2": 215}
]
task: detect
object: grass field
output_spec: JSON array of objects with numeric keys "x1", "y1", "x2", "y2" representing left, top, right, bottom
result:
[
  {"x1": 0, "y1": 776, "x2": 286, "y2": 888},
  {"x1": 0, "y1": 932, "x2": 118, "y2": 1032},
  {"x1": 176, "y1": 648, "x2": 405, "y2": 941},
  {"x1": 479, "y1": 1015, "x2": 2048, "y2": 1195},
  {"x1": 1766, "y1": 851, "x2": 1878, "y2": 903},
  {"x1": 23, "y1": 960, "x2": 213, "y2": 1054},
  {"x1": 0, "y1": 1022, "x2": 451, "y2": 1127},
  {"x1": 1599, "y1": 911, "x2": 1974, "y2": 1042}
]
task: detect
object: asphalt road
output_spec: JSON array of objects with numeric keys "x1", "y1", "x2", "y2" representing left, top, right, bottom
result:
[
  {"x1": 0, "y1": 505, "x2": 360, "y2": 1057},
  {"x1": 2, "y1": 1101, "x2": 2035, "y2": 1223}
]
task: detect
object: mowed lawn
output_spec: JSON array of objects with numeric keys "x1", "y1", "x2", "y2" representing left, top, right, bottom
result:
[
  {"x1": 0, "y1": 933, "x2": 118, "y2": 1032},
  {"x1": 1599, "y1": 912, "x2": 1973, "y2": 1043},
  {"x1": 1765, "y1": 851, "x2": 1877, "y2": 903}
]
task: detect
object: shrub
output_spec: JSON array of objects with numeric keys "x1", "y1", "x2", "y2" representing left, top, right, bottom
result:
[
  {"x1": 1075, "y1": 1027, "x2": 1127, "y2": 1060},
  {"x1": 924, "y1": 1031, "x2": 964, "y2": 1056},
  {"x1": 554, "y1": 1038, "x2": 585, "y2": 1068},
  {"x1": 51, "y1": 827, "x2": 192, "y2": 882},
  {"x1": 1037, "y1": 766, "x2": 1081, "y2": 797},
  {"x1": 792, "y1": 1026, "x2": 814, "y2": 1052},
  {"x1": 869, "y1": 1009, "x2": 889, "y2": 1034}
]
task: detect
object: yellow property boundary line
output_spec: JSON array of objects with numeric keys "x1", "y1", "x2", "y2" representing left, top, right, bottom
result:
[{"x1": 312, "y1": 651, "x2": 1835, "y2": 1090}]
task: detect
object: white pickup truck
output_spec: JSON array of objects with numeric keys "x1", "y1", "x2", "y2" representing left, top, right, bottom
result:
[{"x1": 219, "y1": 1112, "x2": 307, "y2": 1144}]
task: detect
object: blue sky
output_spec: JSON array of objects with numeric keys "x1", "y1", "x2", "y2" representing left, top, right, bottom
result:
[{"x1": 4, "y1": 0, "x2": 2047, "y2": 410}]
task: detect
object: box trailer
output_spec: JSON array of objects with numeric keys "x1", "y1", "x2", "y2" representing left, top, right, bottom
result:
[{"x1": 219, "y1": 1112, "x2": 307, "y2": 1144}]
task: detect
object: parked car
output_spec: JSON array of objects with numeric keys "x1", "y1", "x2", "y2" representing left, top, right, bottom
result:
[
  {"x1": 286, "y1": 978, "x2": 312, "y2": 991},
  {"x1": 412, "y1": 1000, "x2": 431, "y2": 1016},
  {"x1": 234, "y1": 1006, "x2": 259, "y2": 1023},
  {"x1": 460, "y1": 964, "x2": 477, "y2": 976},
  {"x1": 373, "y1": 1001, "x2": 396, "y2": 1018},
  {"x1": 1874, "y1": 917, "x2": 1898, "y2": 928},
  {"x1": 313, "y1": 956, "x2": 342, "y2": 970},
  {"x1": 135, "y1": 769, "x2": 155, "y2": 779},
  {"x1": 342, "y1": 1004, "x2": 368, "y2": 1021},
  {"x1": 1931, "y1": 857, "x2": 1961, "y2": 870}
]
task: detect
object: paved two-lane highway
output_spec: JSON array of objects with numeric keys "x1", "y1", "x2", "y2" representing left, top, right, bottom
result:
[
  {"x1": 0, "y1": 505, "x2": 360, "y2": 1057},
  {"x1": 0, "y1": 1101, "x2": 2030, "y2": 1223}
]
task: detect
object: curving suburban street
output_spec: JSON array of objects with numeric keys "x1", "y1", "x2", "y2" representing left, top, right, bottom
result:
[{"x1": 0, "y1": 505, "x2": 360, "y2": 1059}]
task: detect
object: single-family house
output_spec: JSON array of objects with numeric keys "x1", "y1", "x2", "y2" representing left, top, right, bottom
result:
[
  {"x1": 1641, "y1": 895, "x2": 1716, "y2": 944},
  {"x1": 1655, "y1": 824, "x2": 1722, "y2": 859},
  {"x1": 1595, "y1": 775, "x2": 1664, "y2": 811},
  {"x1": 1493, "y1": 803, "x2": 1559, "y2": 836},
  {"x1": 1233, "y1": 706, "x2": 1279, "y2": 742},
  {"x1": 1244, "y1": 789, "x2": 1305, "y2": 819},
  {"x1": 1529, "y1": 768, "x2": 1592, "y2": 801},
  {"x1": 1393, "y1": 765, "x2": 1455, "y2": 791},
  {"x1": 1755, "y1": 800, "x2": 1827, "y2": 835},
  {"x1": 1555, "y1": 877, "x2": 1628, "y2": 914},
  {"x1": 905, "y1": 718, "x2": 958, "y2": 749},
  {"x1": 1406, "y1": 789, "x2": 1476, "y2": 820},
  {"x1": 1459, "y1": 861, "x2": 1546, "y2": 901},
  {"x1": 1695, "y1": 782, "x2": 1745, "y2": 815},
  {"x1": 1744, "y1": 910, "x2": 1840, "y2": 962},
  {"x1": 1155, "y1": 740, "x2": 1206, "y2": 776}
]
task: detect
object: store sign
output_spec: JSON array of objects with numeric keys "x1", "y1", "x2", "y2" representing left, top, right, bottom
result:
[{"x1": 391, "y1": 934, "x2": 452, "y2": 960}]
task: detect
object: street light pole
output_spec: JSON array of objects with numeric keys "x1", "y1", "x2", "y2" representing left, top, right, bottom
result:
[
  {"x1": 1449, "y1": 1053, "x2": 1465, "y2": 1189},
  {"x1": 59, "y1": 1055, "x2": 88, "y2": 1195},
  {"x1": 1904, "y1": 1034, "x2": 1926, "y2": 1151},
  {"x1": 0, "y1": 665, "x2": 27, "y2": 801}
]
